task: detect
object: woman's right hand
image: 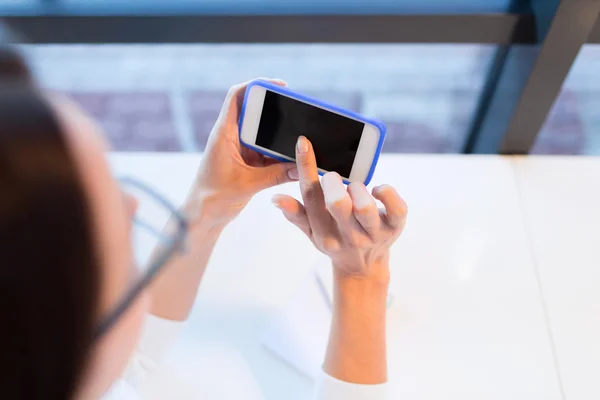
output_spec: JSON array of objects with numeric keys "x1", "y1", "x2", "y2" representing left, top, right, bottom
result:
[{"x1": 272, "y1": 136, "x2": 407, "y2": 282}]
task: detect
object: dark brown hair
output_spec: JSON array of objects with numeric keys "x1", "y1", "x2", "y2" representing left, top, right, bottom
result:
[
  {"x1": 0, "y1": 48, "x2": 100, "y2": 399},
  {"x1": 0, "y1": 43, "x2": 33, "y2": 85}
]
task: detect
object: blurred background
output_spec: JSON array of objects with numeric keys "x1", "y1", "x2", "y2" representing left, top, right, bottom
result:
[{"x1": 1, "y1": 0, "x2": 599, "y2": 155}]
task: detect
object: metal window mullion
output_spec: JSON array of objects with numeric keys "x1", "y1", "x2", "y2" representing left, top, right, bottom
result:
[
  {"x1": 465, "y1": 0, "x2": 600, "y2": 154},
  {"x1": 1, "y1": 14, "x2": 536, "y2": 44}
]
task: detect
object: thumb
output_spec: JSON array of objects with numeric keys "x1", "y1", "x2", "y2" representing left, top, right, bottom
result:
[{"x1": 255, "y1": 163, "x2": 299, "y2": 191}]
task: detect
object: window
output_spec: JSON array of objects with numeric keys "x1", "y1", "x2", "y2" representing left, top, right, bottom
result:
[
  {"x1": 531, "y1": 45, "x2": 600, "y2": 155},
  {"x1": 23, "y1": 44, "x2": 495, "y2": 153}
]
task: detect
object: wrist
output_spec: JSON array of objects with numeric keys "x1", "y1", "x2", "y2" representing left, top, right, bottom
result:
[
  {"x1": 182, "y1": 189, "x2": 239, "y2": 233},
  {"x1": 333, "y1": 262, "x2": 390, "y2": 308},
  {"x1": 332, "y1": 254, "x2": 391, "y2": 287},
  {"x1": 334, "y1": 273, "x2": 389, "y2": 303}
]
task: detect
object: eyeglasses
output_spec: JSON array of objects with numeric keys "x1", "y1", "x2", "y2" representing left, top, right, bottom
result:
[{"x1": 94, "y1": 177, "x2": 188, "y2": 340}]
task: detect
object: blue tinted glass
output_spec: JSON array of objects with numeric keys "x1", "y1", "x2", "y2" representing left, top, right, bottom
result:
[
  {"x1": 23, "y1": 44, "x2": 495, "y2": 154},
  {"x1": 532, "y1": 45, "x2": 600, "y2": 155},
  {"x1": 1, "y1": 0, "x2": 523, "y2": 15},
  {"x1": 0, "y1": 0, "x2": 37, "y2": 13}
]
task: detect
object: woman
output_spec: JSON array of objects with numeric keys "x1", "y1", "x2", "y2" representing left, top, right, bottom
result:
[{"x1": 0, "y1": 47, "x2": 407, "y2": 399}]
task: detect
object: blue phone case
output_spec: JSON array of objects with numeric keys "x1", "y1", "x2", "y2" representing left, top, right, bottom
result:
[{"x1": 238, "y1": 79, "x2": 386, "y2": 186}]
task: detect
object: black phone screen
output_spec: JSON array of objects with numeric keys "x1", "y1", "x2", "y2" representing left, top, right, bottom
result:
[{"x1": 255, "y1": 90, "x2": 365, "y2": 178}]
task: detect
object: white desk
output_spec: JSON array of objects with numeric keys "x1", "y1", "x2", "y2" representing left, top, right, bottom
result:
[
  {"x1": 514, "y1": 156, "x2": 600, "y2": 400},
  {"x1": 110, "y1": 154, "x2": 562, "y2": 400}
]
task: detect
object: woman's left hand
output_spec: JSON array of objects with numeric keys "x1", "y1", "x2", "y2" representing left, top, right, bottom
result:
[{"x1": 187, "y1": 79, "x2": 299, "y2": 228}]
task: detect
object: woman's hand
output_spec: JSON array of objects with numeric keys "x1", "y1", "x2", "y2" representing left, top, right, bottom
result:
[
  {"x1": 273, "y1": 136, "x2": 406, "y2": 384},
  {"x1": 188, "y1": 79, "x2": 299, "y2": 228},
  {"x1": 272, "y1": 136, "x2": 407, "y2": 282}
]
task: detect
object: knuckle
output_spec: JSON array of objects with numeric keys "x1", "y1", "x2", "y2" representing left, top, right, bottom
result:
[
  {"x1": 353, "y1": 204, "x2": 376, "y2": 216},
  {"x1": 269, "y1": 172, "x2": 286, "y2": 187},
  {"x1": 321, "y1": 237, "x2": 340, "y2": 253},
  {"x1": 346, "y1": 233, "x2": 360, "y2": 247},
  {"x1": 356, "y1": 236, "x2": 372, "y2": 249},
  {"x1": 301, "y1": 182, "x2": 320, "y2": 203},
  {"x1": 326, "y1": 198, "x2": 349, "y2": 214},
  {"x1": 346, "y1": 232, "x2": 370, "y2": 249}
]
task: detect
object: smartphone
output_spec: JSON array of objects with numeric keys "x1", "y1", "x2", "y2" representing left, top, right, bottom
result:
[{"x1": 239, "y1": 80, "x2": 386, "y2": 185}]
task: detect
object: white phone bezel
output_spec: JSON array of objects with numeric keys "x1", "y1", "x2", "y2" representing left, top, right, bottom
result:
[{"x1": 239, "y1": 85, "x2": 380, "y2": 183}]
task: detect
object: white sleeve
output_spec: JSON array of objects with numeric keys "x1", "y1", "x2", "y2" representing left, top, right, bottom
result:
[
  {"x1": 313, "y1": 370, "x2": 389, "y2": 400},
  {"x1": 103, "y1": 314, "x2": 185, "y2": 399},
  {"x1": 122, "y1": 314, "x2": 186, "y2": 388}
]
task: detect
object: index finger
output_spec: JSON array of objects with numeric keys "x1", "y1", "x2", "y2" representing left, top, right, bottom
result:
[{"x1": 296, "y1": 136, "x2": 332, "y2": 234}]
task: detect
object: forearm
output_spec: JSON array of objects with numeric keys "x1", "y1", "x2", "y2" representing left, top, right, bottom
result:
[
  {"x1": 324, "y1": 262, "x2": 389, "y2": 384},
  {"x1": 148, "y1": 196, "x2": 225, "y2": 322}
]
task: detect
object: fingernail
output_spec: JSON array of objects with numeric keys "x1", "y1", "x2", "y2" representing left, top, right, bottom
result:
[
  {"x1": 273, "y1": 78, "x2": 288, "y2": 86},
  {"x1": 287, "y1": 167, "x2": 299, "y2": 180},
  {"x1": 271, "y1": 195, "x2": 283, "y2": 209},
  {"x1": 297, "y1": 136, "x2": 309, "y2": 154},
  {"x1": 322, "y1": 172, "x2": 347, "y2": 205},
  {"x1": 374, "y1": 184, "x2": 390, "y2": 194},
  {"x1": 350, "y1": 184, "x2": 373, "y2": 209}
]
